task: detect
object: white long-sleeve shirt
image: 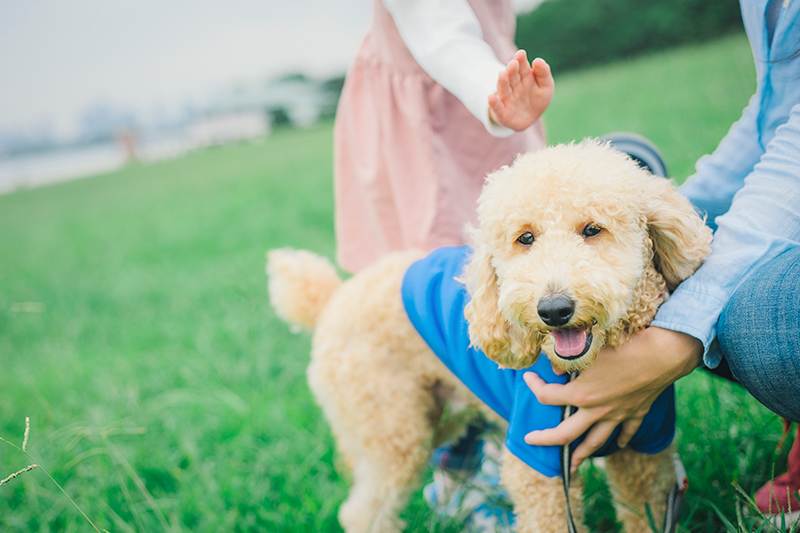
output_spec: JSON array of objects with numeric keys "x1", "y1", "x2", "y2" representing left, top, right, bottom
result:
[{"x1": 381, "y1": 0, "x2": 515, "y2": 137}]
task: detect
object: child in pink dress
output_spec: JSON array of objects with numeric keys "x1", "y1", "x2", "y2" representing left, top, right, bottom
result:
[
  {"x1": 332, "y1": 0, "x2": 554, "y2": 529},
  {"x1": 334, "y1": 0, "x2": 554, "y2": 273}
]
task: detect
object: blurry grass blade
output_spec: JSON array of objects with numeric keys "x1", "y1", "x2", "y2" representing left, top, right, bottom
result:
[
  {"x1": 23, "y1": 417, "x2": 30, "y2": 452},
  {"x1": 0, "y1": 464, "x2": 40, "y2": 486}
]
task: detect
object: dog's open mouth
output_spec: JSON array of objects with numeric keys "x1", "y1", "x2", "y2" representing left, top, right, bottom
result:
[{"x1": 551, "y1": 327, "x2": 593, "y2": 360}]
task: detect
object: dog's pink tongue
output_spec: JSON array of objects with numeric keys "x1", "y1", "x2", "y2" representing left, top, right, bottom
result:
[{"x1": 551, "y1": 328, "x2": 587, "y2": 357}]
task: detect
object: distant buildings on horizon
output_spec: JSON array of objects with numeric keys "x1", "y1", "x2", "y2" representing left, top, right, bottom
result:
[{"x1": 0, "y1": 74, "x2": 343, "y2": 159}]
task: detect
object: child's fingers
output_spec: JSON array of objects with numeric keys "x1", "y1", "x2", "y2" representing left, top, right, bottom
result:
[
  {"x1": 506, "y1": 58, "x2": 521, "y2": 88},
  {"x1": 531, "y1": 58, "x2": 549, "y2": 76},
  {"x1": 515, "y1": 50, "x2": 531, "y2": 78},
  {"x1": 488, "y1": 94, "x2": 504, "y2": 121},
  {"x1": 488, "y1": 93, "x2": 500, "y2": 111},
  {"x1": 531, "y1": 58, "x2": 554, "y2": 88},
  {"x1": 496, "y1": 69, "x2": 512, "y2": 102}
]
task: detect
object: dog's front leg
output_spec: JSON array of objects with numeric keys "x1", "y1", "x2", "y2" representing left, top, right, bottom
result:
[
  {"x1": 500, "y1": 448, "x2": 587, "y2": 533},
  {"x1": 605, "y1": 447, "x2": 677, "y2": 533},
  {"x1": 338, "y1": 452, "x2": 426, "y2": 533}
]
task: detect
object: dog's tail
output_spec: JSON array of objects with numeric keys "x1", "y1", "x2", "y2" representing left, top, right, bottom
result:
[{"x1": 266, "y1": 248, "x2": 342, "y2": 331}]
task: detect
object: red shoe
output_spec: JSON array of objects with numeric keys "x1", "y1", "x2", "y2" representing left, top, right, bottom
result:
[{"x1": 755, "y1": 421, "x2": 800, "y2": 525}]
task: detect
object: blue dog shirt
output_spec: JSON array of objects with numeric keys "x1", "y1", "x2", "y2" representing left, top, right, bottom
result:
[{"x1": 401, "y1": 246, "x2": 675, "y2": 478}]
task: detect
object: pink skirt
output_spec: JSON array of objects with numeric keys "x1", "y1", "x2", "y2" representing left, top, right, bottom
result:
[{"x1": 334, "y1": 0, "x2": 546, "y2": 272}]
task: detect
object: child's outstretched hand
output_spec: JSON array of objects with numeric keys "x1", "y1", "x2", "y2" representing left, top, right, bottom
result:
[{"x1": 488, "y1": 50, "x2": 554, "y2": 131}]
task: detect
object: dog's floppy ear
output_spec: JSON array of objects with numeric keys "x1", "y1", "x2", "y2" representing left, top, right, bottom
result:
[
  {"x1": 643, "y1": 176, "x2": 713, "y2": 290},
  {"x1": 461, "y1": 242, "x2": 542, "y2": 369},
  {"x1": 462, "y1": 243, "x2": 509, "y2": 361}
]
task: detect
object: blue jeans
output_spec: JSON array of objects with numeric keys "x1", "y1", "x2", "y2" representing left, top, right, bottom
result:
[{"x1": 716, "y1": 247, "x2": 800, "y2": 422}]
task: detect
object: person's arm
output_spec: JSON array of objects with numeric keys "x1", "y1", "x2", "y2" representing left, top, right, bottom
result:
[
  {"x1": 654, "y1": 102, "x2": 800, "y2": 366},
  {"x1": 525, "y1": 103, "x2": 800, "y2": 468},
  {"x1": 679, "y1": 94, "x2": 763, "y2": 228},
  {"x1": 382, "y1": 0, "x2": 552, "y2": 136}
]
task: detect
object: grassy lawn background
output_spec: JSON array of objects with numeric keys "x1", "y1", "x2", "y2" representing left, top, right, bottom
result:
[{"x1": 1, "y1": 33, "x2": 792, "y2": 532}]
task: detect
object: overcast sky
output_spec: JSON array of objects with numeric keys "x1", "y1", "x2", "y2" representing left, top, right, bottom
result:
[
  {"x1": 0, "y1": 0, "x2": 372, "y2": 138},
  {"x1": 0, "y1": 0, "x2": 541, "y2": 139}
]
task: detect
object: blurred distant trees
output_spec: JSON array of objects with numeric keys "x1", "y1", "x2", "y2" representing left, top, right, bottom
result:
[
  {"x1": 320, "y1": 76, "x2": 346, "y2": 119},
  {"x1": 269, "y1": 107, "x2": 292, "y2": 129},
  {"x1": 516, "y1": 0, "x2": 744, "y2": 73}
]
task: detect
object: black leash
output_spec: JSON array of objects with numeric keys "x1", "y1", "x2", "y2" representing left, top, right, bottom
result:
[
  {"x1": 560, "y1": 371, "x2": 581, "y2": 533},
  {"x1": 559, "y1": 371, "x2": 687, "y2": 533}
]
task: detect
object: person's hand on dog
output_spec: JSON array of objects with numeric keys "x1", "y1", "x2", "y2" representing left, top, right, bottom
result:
[
  {"x1": 523, "y1": 326, "x2": 703, "y2": 472},
  {"x1": 488, "y1": 50, "x2": 554, "y2": 131}
]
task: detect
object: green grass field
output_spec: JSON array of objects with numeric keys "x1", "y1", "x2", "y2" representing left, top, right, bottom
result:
[{"x1": 1, "y1": 33, "x2": 793, "y2": 532}]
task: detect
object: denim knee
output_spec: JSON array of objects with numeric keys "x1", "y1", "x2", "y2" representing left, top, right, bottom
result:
[{"x1": 717, "y1": 247, "x2": 800, "y2": 422}]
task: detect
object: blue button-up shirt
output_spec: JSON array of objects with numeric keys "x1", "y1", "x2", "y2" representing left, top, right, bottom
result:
[{"x1": 652, "y1": 0, "x2": 800, "y2": 367}]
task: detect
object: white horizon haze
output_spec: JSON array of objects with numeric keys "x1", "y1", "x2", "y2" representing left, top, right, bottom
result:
[{"x1": 0, "y1": 0, "x2": 544, "y2": 141}]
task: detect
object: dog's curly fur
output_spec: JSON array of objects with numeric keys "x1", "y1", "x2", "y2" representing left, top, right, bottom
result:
[{"x1": 267, "y1": 140, "x2": 712, "y2": 532}]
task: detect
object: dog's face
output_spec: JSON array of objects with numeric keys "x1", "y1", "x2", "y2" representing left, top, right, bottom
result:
[
  {"x1": 486, "y1": 170, "x2": 652, "y2": 372},
  {"x1": 462, "y1": 140, "x2": 711, "y2": 373}
]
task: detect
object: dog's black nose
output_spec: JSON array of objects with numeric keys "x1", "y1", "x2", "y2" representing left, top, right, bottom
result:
[{"x1": 537, "y1": 296, "x2": 575, "y2": 327}]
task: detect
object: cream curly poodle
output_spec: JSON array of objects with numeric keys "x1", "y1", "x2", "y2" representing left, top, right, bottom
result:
[{"x1": 267, "y1": 140, "x2": 712, "y2": 533}]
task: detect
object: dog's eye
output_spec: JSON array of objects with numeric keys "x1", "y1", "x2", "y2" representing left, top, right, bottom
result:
[
  {"x1": 517, "y1": 232, "x2": 534, "y2": 245},
  {"x1": 582, "y1": 224, "x2": 602, "y2": 238}
]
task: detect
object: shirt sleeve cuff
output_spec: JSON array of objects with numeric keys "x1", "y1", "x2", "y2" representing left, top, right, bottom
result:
[
  {"x1": 651, "y1": 281, "x2": 730, "y2": 368},
  {"x1": 482, "y1": 111, "x2": 515, "y2": 137}
]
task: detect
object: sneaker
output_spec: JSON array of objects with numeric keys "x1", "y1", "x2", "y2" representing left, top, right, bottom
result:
[
  {"x1": 754, "y1": 421, "x2": 800, "y2": 528},
  {"x1": 425, "y1": 431, "x2": 514, "y2": 532},
  {"x1": 602, "y1": 132, "x2": 668, "y2": 178},
  {"x1": 465, "y1": 442, "x2": 514, "y2": 533}
]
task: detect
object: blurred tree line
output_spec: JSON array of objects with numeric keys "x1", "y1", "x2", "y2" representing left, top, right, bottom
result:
[{"x1": 516, "y1": 0, "x2": 744, "y2": 73}]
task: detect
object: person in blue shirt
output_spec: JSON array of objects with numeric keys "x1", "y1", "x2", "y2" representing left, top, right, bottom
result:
[{"x1": 524, "y1": 0, "x2": 800, "y2": 518}]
